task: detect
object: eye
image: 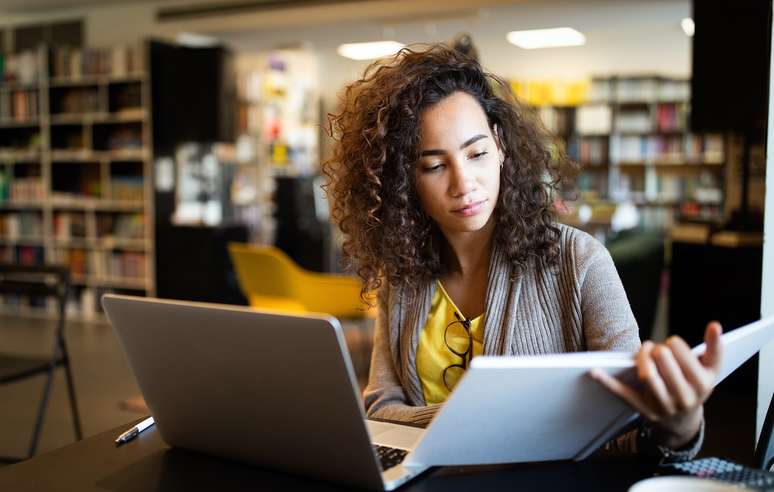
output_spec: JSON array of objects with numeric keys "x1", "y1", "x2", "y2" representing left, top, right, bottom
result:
[
  {"x1": 470, "y1": 150, "x2": 488, "y2": 160},
  {"x1": 421, "y1": 163, "x2": 444, "y2": 173}
]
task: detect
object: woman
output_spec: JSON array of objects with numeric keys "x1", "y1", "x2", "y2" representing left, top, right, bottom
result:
[{"x1": 323, "y1": 44, "x2": 721, "y2": 462}]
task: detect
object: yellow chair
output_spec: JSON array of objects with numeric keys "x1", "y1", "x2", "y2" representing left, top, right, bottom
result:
[{"x1": 227, "y1": 242, "x2": 375, "y2": 319}]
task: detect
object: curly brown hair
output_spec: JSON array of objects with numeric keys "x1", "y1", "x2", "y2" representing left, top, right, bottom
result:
[{"x1": 323, "y1": 44, "x2": 574, "y2": 298}]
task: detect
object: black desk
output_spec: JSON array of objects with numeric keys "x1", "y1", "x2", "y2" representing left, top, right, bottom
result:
[{"x1": 0, "y1": 419, "x2": 658, "y2": 491}]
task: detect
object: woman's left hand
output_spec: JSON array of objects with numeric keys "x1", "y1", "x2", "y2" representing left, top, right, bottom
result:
[{"x1": 591, "y1": 322, "x2": 723, "y2": 449}]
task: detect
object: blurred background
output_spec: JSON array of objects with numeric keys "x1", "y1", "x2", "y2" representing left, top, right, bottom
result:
[{"x1": 0, "y1": 0, "x2": 770, "y2": 470}]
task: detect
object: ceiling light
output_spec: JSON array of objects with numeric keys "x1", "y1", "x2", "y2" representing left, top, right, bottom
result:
[
  {"x1": 337, "y1": 41, "x2": 405, "y2": 60},
  {"x1": 681, "y1": 18, "x2": 695, "y2": 37},
  {"x1": 506, "y1": 27, "x2": 586, "y2": 49},
  {"x1": 176, "y1": 32, "x2": 219, "y2": 47}
]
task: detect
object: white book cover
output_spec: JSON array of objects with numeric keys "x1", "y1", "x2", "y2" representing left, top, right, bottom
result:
[{"x1": 405, "y1": 316, "x2": 774, "y2": 467}]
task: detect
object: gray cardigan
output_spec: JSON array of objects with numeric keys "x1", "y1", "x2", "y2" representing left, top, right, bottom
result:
[{"x1": 363, "y1": 224, "x2": 702, "y2": 461}]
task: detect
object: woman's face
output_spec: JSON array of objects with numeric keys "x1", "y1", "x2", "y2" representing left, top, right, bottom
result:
[{"x1": 414, "y1": 91, "x2": 502, "y2": 239}]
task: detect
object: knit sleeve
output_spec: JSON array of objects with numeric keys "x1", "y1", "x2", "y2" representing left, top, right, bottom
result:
[
  {"x1": 570, "y1": 227, "x2": 703, "y2": 462},
  {"x1": 362, "y1": 284, "x2": 440, "y2": 427},
  {"x1": 573, "y1": 230, "x2": 641, "y2": 352}
]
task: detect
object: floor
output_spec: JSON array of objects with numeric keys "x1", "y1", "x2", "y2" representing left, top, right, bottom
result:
[
  {"x1": 0, "y1": 315, "x2": 141, "y2": 460},
  {"x1": 0, "y1": 314, "x2": 374, "y2": 463}
]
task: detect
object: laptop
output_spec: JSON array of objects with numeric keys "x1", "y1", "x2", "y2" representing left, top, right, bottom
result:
[
  {"x1": 103, "y1": 294, "x2": 774, "y2": 485},
  {"x1": 102, "y1": 294, "x2": 429, "y2": 491}
]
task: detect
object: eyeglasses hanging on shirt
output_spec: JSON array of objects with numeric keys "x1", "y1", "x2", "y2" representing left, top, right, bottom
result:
[{"x1": 442, "y1": 310, "x2": 473, "y2": 391}]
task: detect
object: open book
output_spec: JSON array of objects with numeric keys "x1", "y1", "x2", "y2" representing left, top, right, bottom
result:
[{"x1": 404, "y1": 316, "x2": 774, "y2": 466}]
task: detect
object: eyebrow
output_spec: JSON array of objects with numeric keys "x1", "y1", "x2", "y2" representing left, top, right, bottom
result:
[{"x1": 419, "y1": 134, "x2": 489, "y2": 157}]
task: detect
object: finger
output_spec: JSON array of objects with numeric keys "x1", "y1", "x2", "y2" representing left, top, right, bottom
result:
[
  {"x1": 637, "y1": 344, "x2": 676, "y2": 417},
  {"x1": 667, "y1": 336, "x2": 713, "y2": 398},
  {"x1": 636, "y1": 341, "x2": 655, "y2": 380},
  {"x1": 700, "y1": 321, "x2": 723, "y2": 372},
  {"x1": 652, "y1": 344, "x2": 697, "y2": 411},
  {"x1": 589, "y1": 369, "x2": 659, "y2": 421}
]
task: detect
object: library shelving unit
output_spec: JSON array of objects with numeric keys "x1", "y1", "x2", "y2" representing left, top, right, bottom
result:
[
  {"x1": 231, "y1": 50, "x2": 321, "y2": 245},
  {"x1": 537, "y1": 75, "x2": 725, "y2": 231},
  {"x1": 0, "y1": 44, "x2": 154, "y2": 320}
]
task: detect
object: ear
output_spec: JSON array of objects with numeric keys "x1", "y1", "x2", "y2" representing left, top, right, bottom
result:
[{"x1": 492, "y1": 124, "x2": 505, "y2": 164}]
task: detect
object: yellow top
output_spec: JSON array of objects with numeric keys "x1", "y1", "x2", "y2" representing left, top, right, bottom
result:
[{"x1": 416, "y1": 280, "x2": 485, "y2": 404}]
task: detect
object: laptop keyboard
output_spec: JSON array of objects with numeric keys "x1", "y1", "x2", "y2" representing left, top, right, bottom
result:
[
  {"x1": 374, "y1": 444, "x2": 409, "y2": 471},
  {"x1": 667, "y1": 457, "x2": 774, "y2": 489}
]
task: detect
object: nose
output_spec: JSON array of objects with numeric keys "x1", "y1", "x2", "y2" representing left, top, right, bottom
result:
[{"x1": 448, "y1": 160, "x2": 475, "y2": 197}]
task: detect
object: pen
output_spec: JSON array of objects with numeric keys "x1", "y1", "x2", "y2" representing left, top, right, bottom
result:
[{"x1": 115, "y1": 416, "x2": 155, "y2": 446}]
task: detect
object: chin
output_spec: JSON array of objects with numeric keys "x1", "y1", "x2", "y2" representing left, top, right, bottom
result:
[{"x1": 451, "y1": 215, "x2": 493, "y2": 233}]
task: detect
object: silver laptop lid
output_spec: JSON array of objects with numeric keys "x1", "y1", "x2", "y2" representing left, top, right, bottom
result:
[{"x1": 102, "y1": 294, "x2": 384, "y2": 491}]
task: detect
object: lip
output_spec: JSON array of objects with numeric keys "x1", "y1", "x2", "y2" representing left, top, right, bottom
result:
[{"x1": 452, "y1": 199, "x2": 487, "y2": 217}]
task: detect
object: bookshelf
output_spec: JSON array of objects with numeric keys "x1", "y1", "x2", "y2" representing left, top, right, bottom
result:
[
  {"x1": 231, "y1": 50, "x2": 321, "y2": 245},
  {"x1": 536, "y1": 75, "x2": 726, "y2": 231},
  {"x1": 0, "y1": 44, "x2": 154, "y2": 321}
]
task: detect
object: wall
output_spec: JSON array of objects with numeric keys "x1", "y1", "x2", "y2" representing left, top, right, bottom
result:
[{"x1": 0, "y1": 2, "x2": 163, "y2": 47}]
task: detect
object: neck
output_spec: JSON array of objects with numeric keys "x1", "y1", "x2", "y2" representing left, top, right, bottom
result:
[{"x1": 441, "y1": 217, "x2": 495, "y2": 278}]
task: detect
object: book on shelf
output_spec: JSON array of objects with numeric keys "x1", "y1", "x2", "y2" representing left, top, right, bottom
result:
[
  {"x1": 105, "y1": 127, "x2": 143, "y2": 150},
  {"x1": 89, "y1": 250, "x2": 105, "y2": 278},
  {"x1": 0, "y1": 244, "x2": 12, "y2": 262},
  {"x1": 54, "y1": 247, "x2": 89, "y2": 278},
  {"x1": 655, "y1": 103, "x2": 687, "y2": 132},
  {"x1": 50, "y1": 44, "x2": 145, "y2": 79},
  {"x1": 576, "y1": 173, "x2": 608, "y2": 195},
  {"x1": 588, "y1": 77, "x2": 612, "y2": 103},
  {"x1": 0, "y1": 50, "x2": 44, "y2": 85},
  {"x1": 0, "y1": 212, "x2": 43, "y2": 239},
  {"x1": 110, "y1": 176, "x2": 144, "y2": 202},
  {"x1": 53, "y1": 211, "x2": 87, "y2": 240},
  {"x1": 17, "y1": 245, "x2": 45, "y2": 265},
  {"x1": 0, "y1": 169, "x2": 8, "y2": 200},
  {"x1": 71, "y1": 248, "x2": 89, "y2": 278},
  {"x1": 54, "y1": 87, "x2": 100, "y2": 114},
  {"x1": 612, "y1": 135, "x2": 647, "y2": 162},
  {"x1": 691, "y1": 134, "x2": 724, "y2": 163},
  {"x1": 111, "y1": 251, "x2": 146, "y2": 279},
  {"x1": 655, "y1": 174, "x2": 683, "y2": 203},
  {"x1": 90, "y1": 250, "x2": 147, "y2": 281},
  {"x1": 9, "y1": 177, "x2": 45, "y2": 202},
  {"x1": 0, "y1": 89, "x2": 39, "y2": 121},
  {"x1": 656, "y1": 79, "x2": 690, "y2": 102},
  {"x1": 616, "y1": 77, "x2": 659, "y2": 102},
  {"x1": 611, "y1": 134, "x2": 724, "y2": 164},
  {"x1": 568, "y1": 136, "x2": 608, "y2": 165},
  {"x1": 97, "y1": 212, "x2": 146, "y2": 240},
  {"x1": 640, "y1": 207, "x2": 675, "y2": 230},
  {"x1": 614, "y1": 109, "x2": 651, "y2": 133},
  {"x1": 616, "y1": 76, "x2": 689, "y2": 103},
  {"x1": 537, "y1": 106, "x2": 575, "y2": 136},
  {"x1": 632, "y1": 171, "x2": 723, "y2": 209},
  {"x1": 575, "y1": 104, "x2": 612, "y2": 135}
]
